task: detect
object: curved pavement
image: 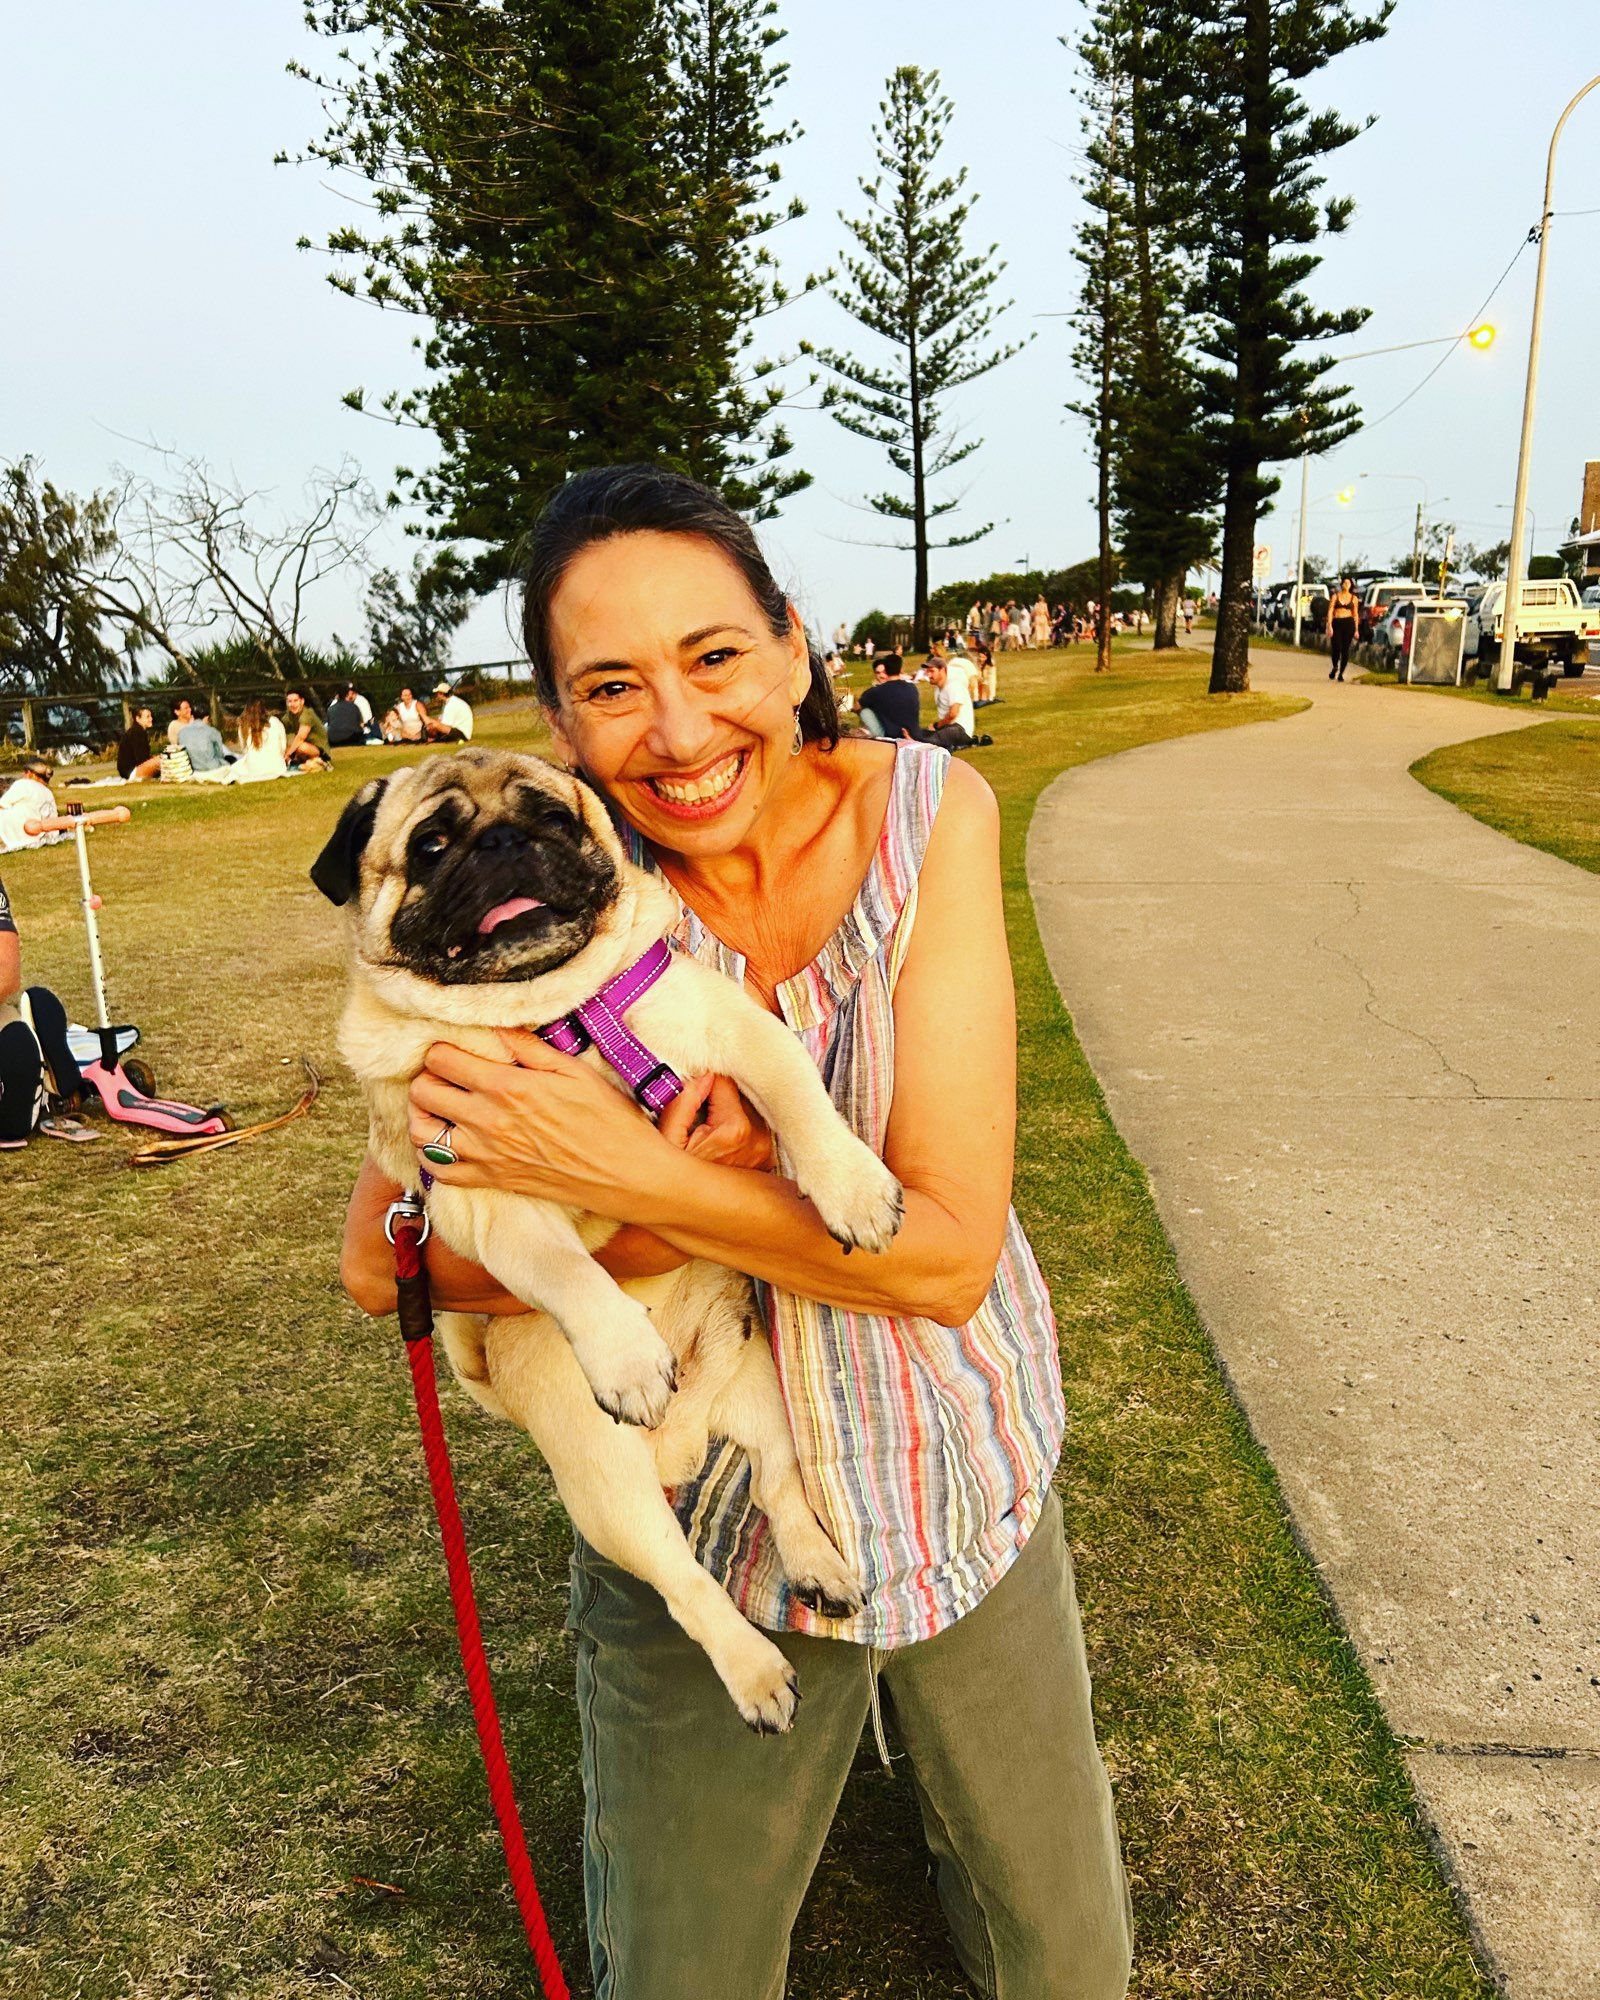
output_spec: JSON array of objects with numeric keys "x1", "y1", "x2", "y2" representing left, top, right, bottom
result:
[{"x1": 1028, "y1": 649, "x2": 1600, "y2": 2000}]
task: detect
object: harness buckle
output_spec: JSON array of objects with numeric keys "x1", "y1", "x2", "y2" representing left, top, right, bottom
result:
[{"x1": 633, "y1": 1062, "x2": 679, "y2": 1110}]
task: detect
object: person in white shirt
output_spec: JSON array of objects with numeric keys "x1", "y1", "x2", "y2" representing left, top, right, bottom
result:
[
  {"x1": 221, "y1": 699, "x2": 289, "y2": 784},
  {"x1": 428, "y1": 681, "x2": 475, "y2": 740},
  {"x1": 392, "y1": 688, "x2": 427, "y2": 742},
  {"x1": 924, "y1": 655, "x2": 984, "y2": 750}
]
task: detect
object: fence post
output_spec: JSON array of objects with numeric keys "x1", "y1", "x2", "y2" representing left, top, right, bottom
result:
[
  {"x1": 207, "y1": 686, "x2": 223, "y2": 726},
  {"x1": 21, "y1": 699, "x2": 36, "y2": 750},
  {"x1": 122, "y1": 696, "x2": 135, "y2": 731}
]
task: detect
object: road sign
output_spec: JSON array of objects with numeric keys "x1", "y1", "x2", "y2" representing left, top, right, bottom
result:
[{"x1": 1252, "y1": 543, "x2": 1272, "y2": 580}]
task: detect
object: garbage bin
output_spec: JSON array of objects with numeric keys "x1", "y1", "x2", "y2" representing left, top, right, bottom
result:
[{"x1": 1404, "y1": 602, "x2": 1468, "y2": 685}]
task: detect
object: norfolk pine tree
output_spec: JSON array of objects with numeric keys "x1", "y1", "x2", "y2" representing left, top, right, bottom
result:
[
  {"x1": 1068, "y1": 11, "x2": 1137, "y2": 673},
  {"x1": 1149, "y1": 0, "x2": 1390, "y2": 692},
  {"x1": 1114, "y1": 5, "x2": 1221, "y2": 649},
  {"x1": 292, "y1": 1, "x2": 808, "y2": 591},
  {"x1": 815, "y1": 67, "x2": 1027, "y2": 651}
]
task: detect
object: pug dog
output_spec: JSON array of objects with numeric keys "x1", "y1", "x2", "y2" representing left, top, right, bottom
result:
[{"x1": 313, "y1": 747, "x2": 904, "y2": 1730}]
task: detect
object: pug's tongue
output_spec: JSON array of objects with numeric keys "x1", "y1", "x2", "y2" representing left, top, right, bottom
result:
[{"x1": 476, "y1": 895, "x2": 544, "y2": 936}]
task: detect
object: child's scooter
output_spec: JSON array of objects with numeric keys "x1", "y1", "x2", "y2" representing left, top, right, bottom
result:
[{"x1": 23, "y1": 806, "x2": 230, "y2": 1137}]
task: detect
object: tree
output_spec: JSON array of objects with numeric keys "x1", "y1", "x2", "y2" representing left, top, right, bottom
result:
[
  {"x1": 125, "y1": 451, "x2": 380, "y2": 680},
  {"x1": 292, "y1": 0, "x2": 808, "y2": 590},
  {"x1": 365, "y1": 548, "x2": 472, "y2": 681},
  {"x1": 0, "y1": 458, "x2": 194, "y2": 693},
  {"x1": 0, "y1": 461, "x2": 125, "y2": 694},
  {"x1": 815, "y1": 67, "x2": 1027, "y2": 649},
  {"x1": 1149, "y1": 0, "x2": 1391, "y2": 692},
  {"x1": 1068, "y1": 11, "x2": 1138, "y2": 672},
  {"x1": 1108, "y1": 4, "x2": 1221, "y2": 648}
]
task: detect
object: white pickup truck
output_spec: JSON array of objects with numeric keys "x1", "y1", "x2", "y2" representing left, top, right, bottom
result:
[{"x1": 1464, "y1": 578, "x2": 1600, "y2": 679}]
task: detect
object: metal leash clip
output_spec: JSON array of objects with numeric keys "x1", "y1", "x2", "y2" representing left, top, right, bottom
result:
[{"x1": 384, "y1": 1190, "x2": 432, "y2": 1247}]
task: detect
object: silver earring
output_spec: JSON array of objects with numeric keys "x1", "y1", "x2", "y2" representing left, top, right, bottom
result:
[{"x1": 791, "y1": 708, "x2": 804, "y2": 756}]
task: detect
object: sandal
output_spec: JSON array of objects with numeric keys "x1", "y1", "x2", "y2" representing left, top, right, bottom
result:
[{"x1": 38, "y1": 1115, "x2": 102, "y2": 1143}]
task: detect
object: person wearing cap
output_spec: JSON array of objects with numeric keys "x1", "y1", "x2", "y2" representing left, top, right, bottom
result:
[
  {"x1": 427, "y1": 680, "x2": 474, "y2": 741},
  {"x1": 0, "y1": 758, "x2": 60, "y2": 853}
]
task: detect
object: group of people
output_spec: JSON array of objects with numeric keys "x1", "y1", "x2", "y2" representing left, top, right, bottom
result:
[
  {"x1": 113, "y1": 680, "x2": 475, "y2": 788},
  {"x1": 833, "y1": 592, "x2": 1193, "y2": 665},
  {"x1": 852, "y1": 637, "x2": 995, "y2": 753}
]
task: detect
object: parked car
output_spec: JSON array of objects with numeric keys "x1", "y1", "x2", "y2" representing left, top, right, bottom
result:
[
  {"x1": 1463, "y1": 578, "x2": 1600, "y2": 678},
  {"x1": 1371, "y1": 598, "x2": 1420, "y2": 671},
  {"x1": 1360, "y1": 578, "x2": 1439, "y2": 641}
]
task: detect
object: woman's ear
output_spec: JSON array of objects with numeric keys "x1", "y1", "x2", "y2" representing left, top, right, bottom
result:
[
  {"x1": 786, "y1": 605, "x2": 812, "y2": 707},
  {"x1": 544, "y1": 705, "x2": 577, "y2": 771}
]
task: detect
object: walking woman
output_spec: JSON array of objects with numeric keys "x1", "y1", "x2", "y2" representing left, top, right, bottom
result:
[
  {"x1": 342, "y1": 466, "x2": 1132, "y2": 2000},
  {"x1": 1328, "y1": 575, "x2": 1361, "y2": 681}
]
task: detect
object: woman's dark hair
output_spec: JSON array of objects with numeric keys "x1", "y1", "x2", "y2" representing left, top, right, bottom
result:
[{"x1": 517, "y1": 464, "x2": 839, "y2": 748}]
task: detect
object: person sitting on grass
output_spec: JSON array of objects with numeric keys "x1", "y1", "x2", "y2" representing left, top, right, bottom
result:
[
  {"x1": 855, "y1": 652, "x2": 922, "y2": 741},
  {"x1": 392, "y1": 686, "x2": 427, "y2": 743},
  {"x1": 177, "y1": 706, "x2": 233, "y2": 775},
  {"x1": 0, "y1": 868, "x2": 95, "y2": 1148},
  {"x1": 116, "y1": 706, "x2": 162, "y2": 783},
  {"x1": 166, "y1": 697, "x2": 195, "y2": 747},
  {"x1": 225, "y1": 699, "x2": 289, "y2": 784},
  {"x1": 283, "y1": 689, "x2": 332, "y2": 770},
  {"x1": 925, "y1": 654, "x2": 991, "y2": 752},
  {"x1": 426, "y1": 680, "x2": 475, "y2": 741},
  {"x1": 325, "y1": 688, "x2": 366, "y2": 749},
  {"x1": 0, "y1": 758, "x2": 62, "y2": 852}
]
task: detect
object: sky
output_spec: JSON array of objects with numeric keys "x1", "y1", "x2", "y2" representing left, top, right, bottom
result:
[{"x1": 5, "y1": 1, "x2": 1598, "y2": 666}]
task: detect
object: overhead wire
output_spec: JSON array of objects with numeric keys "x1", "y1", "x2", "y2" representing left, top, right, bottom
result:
[{"x1": 1353, "y1": 230, "x2": 1535, "y2": 436}]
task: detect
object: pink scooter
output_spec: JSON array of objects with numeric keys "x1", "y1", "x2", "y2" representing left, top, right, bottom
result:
[{"x1": 23, "y1": 806, "x2": 230, "y2": 1137}]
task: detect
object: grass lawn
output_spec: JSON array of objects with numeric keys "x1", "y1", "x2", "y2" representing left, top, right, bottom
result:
[
  {"x1": 1412, "y1": 715, "x2": 1600, "y2": 874},
  {"x1": 1, "y1": 646, "x2": 1494, "y2": 1997}
]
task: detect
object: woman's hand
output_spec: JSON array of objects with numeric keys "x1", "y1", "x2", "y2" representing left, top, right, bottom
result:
[
  {"x1": 656, "y1": 1071, "x2": 773, "y2": 1170},
  {"x1": 406, "y1": 1033, "x2": 773, "y2": 1223}
]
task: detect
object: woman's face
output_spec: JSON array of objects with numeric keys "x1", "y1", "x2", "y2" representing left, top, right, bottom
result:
[{"x1": 543, "y1": 530, "x2": 812, "y2": 855}]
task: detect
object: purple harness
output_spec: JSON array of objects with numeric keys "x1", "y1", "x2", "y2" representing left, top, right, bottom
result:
[
  {"x1": 537, "y1": 938, "x2": 685, "y2": 1117},
  {"x1": 418, "y1": 940, "x2": 684, "y2": 1193}
]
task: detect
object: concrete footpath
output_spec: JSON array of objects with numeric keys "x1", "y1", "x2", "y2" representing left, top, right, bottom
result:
[{"x1": 1028, "y1": 650, "x2": 1600, "y2": 1999}]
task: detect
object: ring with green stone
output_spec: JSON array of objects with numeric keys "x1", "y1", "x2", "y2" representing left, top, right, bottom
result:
[{"x1": 421, "y1": 1121, "x2": 459, "y2": 1168}]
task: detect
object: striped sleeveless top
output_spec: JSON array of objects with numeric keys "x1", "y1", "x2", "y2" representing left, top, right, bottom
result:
[{"x1": 641, "y1": 740, "x2": 1065, "y2": 1648}]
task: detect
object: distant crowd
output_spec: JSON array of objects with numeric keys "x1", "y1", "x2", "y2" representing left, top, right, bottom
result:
[
  {"x1": 835, "y1": 592, "x2": 1196, "y2": 661},
  {"x1": 113, "y1": 679, "x2": 475, "y2": 786}
]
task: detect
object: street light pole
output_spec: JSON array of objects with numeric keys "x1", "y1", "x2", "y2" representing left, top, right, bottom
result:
[
  {"x1": 1292, "y1": 450, "x2": 1310, "y2": 648},
  {"x1": 1496, "y1": 74, "x2": 1600, "y2": 694}
]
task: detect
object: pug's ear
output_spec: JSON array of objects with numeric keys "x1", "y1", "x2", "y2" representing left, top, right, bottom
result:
[{"x1": 311, "y1": 778, "x2": 388, "y2": 906}]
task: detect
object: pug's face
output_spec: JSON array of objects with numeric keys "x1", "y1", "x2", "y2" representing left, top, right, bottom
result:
[{"x1": 311, "y1": 748, "x2": 624, "y2": 988}]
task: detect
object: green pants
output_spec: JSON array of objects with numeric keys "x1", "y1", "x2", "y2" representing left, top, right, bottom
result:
[{"x1": 569, "y1": 1489, "x2": 1132, "y2": 1999}]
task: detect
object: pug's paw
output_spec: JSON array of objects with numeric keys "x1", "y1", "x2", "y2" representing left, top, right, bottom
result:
[
  {"x1": 713, "y1": 1625, "x2": 801, "y2": 1735},
  {"x1": 796, "y1": 1139, "x2": 905, "y2": 1256},
  {"x1": 574, "y1": 1315, "x2": 679, "y2": 1430}
]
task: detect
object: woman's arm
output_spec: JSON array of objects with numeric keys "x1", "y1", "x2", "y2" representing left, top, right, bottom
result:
[
  {"x1": 340, "y1": 1074, "x2": 772, "y2": 1315},
  {"x1": 407, "y1": 759, "x2": 1016, "y2": 1326}
]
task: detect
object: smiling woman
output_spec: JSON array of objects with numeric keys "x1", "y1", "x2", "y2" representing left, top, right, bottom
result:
[{"x1": 340, "y1": 464, "x2": 1132, "y2": 2000}]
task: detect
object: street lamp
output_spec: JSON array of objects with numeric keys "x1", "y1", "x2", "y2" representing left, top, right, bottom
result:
[
  {"x1": 1288, "y1": 324, "x2": 1493, "y2": 646},
  {"x1": 1496, "y1": 75, "x2": 1600, "y2": 693}
]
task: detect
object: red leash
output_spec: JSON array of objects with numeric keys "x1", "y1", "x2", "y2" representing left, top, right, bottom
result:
[{"x1": 388, "y1": 1196, "x2": 571, "y2": 1999}]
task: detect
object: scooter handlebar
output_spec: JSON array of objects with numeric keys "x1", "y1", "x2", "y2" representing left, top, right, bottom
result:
[{"x1": 22, "y1": 807, "x2": 132, "y2": 835}]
